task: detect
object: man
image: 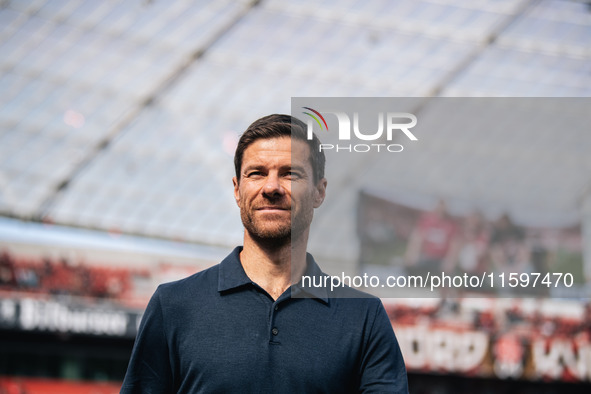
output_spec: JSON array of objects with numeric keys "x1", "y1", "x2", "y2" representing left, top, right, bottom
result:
[{"x1": 121, "y1": 114, "x2": 408, "y2": 393}]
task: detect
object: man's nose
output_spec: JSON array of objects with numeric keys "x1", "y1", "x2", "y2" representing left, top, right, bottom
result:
[{"x1": 262, "y1": 174, "x2": 285, "y2": 197}]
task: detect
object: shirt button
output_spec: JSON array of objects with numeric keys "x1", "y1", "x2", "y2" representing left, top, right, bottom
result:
[
  {"x1": 274, "y1": 305, "x2": 279, "y2": 311},
  {"x1": 272, "y1": 327, "x2": 279, "y2": 336}
]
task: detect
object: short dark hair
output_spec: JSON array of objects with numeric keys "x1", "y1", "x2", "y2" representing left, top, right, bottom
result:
[{"x1": 234, "y1": 114, "x2": 325, "y2": 183}]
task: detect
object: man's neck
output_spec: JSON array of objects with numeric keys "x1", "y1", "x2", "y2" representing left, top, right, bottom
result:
[{"x1": 240, "y1": 232, "x2": 308, "y2": 300}]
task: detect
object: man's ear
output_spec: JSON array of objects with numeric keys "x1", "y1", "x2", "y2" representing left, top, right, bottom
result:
[
  {"x1": 313, "y1": 178, "x2": 327, "y2": 208},
  {"x1": 232, "y1": 176, "x2": 240, "y2": 207}
]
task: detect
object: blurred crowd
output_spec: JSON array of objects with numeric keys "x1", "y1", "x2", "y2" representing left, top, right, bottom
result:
[
  {"x1": 403, "y1": 200, "x2": 581, "y2": 288},
  {"x1": 0, "y1": 251, "x2": 144, "y2": 301}
]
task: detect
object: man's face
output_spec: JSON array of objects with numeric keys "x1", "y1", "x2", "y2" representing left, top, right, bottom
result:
[{"x1": 233, "y1": 136, "x2": 326, "y2": 243}]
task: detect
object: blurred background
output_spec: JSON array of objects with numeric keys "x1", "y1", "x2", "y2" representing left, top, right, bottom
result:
[{"x1": 0, "y1": 0, "x2": 590, "y2": 392}]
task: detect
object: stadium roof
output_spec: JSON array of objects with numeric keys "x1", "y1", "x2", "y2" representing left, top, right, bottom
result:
[{"x1": 1, "y1": 0, "x2": 590, "y2": 267}]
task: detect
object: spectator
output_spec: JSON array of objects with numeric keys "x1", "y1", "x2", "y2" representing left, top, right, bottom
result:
[
  {"x1": 456, "y1": 210, "x2": 490, "y2": 276},
  {"x1": 490, "y1": 214, "x2": 530, "y2": 275},
  {"x1": 405, "y1": 199, "x2": 459, "y2": 275},
  {"x1": 0, "y1": 250, "x2": 16, "y2": 287}
]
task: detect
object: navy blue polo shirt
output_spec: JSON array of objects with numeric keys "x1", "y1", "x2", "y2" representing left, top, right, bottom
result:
[{"x1": 121, "y1": 247, "x2": 408, "y2": 393}]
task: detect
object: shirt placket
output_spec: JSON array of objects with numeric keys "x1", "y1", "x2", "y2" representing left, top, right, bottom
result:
[{"x1": 269, "y1": 294, "x2": 291, "y2": 344}]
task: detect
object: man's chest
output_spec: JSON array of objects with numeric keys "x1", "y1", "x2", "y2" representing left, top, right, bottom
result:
[{"x1": 167, "y1": 294, "x2": 363, "y2": 393}]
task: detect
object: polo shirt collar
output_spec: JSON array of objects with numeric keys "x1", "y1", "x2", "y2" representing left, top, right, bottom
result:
[
  {"x1": 217, "y1": 247, "x2": 329, "y2": 304},
  {"x1": 292, "y1": 253, "x2": 329, "y2": 304},
  {"x1": 218, "y1": 247, "x2": 252, "y2": 292}
]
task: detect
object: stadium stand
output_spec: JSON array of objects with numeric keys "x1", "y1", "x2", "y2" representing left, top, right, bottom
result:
[
  {"x1": 0, "y1": 247, "x2": 205, "y2": 308},
  {"x1": 0, "y1": 377, "x2": 120, "y2": 394},
  {"x1": 1, "y1": 0, "x2": 591, "y2": 392}
]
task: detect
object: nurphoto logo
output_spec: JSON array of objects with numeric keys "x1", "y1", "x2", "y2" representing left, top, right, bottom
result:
[
  {"x1": 302, "y1": 107, "x2": 329, "y2": 132},
  {"x1": 302, "y1": 107, "x2": 418, "y2": 153}
]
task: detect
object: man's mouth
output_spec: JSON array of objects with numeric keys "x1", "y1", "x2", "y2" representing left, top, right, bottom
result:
[{"x1": 257, "y1": 206, "x2": 289, "y2": 211}]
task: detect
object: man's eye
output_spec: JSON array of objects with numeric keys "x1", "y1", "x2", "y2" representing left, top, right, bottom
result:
[
  {"x1": 286, "y1": 171, "x2": 301, "y2": 179},
  {"x1": 246, "y1": 171, "x2": 263, "y2": 178}
]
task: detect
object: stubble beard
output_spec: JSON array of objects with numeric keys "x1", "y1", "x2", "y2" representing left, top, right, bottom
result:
[
  {"x1": 241, "y1": 208, "x2": 291, "y2": 246},
  {"x1": 240, "y1": 204, "x2": 312, "y2": 247}
]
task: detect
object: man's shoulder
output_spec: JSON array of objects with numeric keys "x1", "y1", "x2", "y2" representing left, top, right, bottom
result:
[
  {"x1": 328, "y1": 282, "x2": 380, "y2": 300},
  {"x1": 156, "y1": 263, "x2": 220, "y2": 300},
  {"x1": 327, "y1": 284, "x2": 385, "y2": 314},
  {"x1": 302, "y1": 253, "x2": 384, "y2": 309}
]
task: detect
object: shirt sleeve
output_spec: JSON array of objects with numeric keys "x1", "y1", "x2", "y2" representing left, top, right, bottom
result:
[
  {"x1": 120, "y1": 286, "x2": 174, "y2": 394},
  {"x1": 359, "y1": 300, "x2": 409, "y2": 394}
]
